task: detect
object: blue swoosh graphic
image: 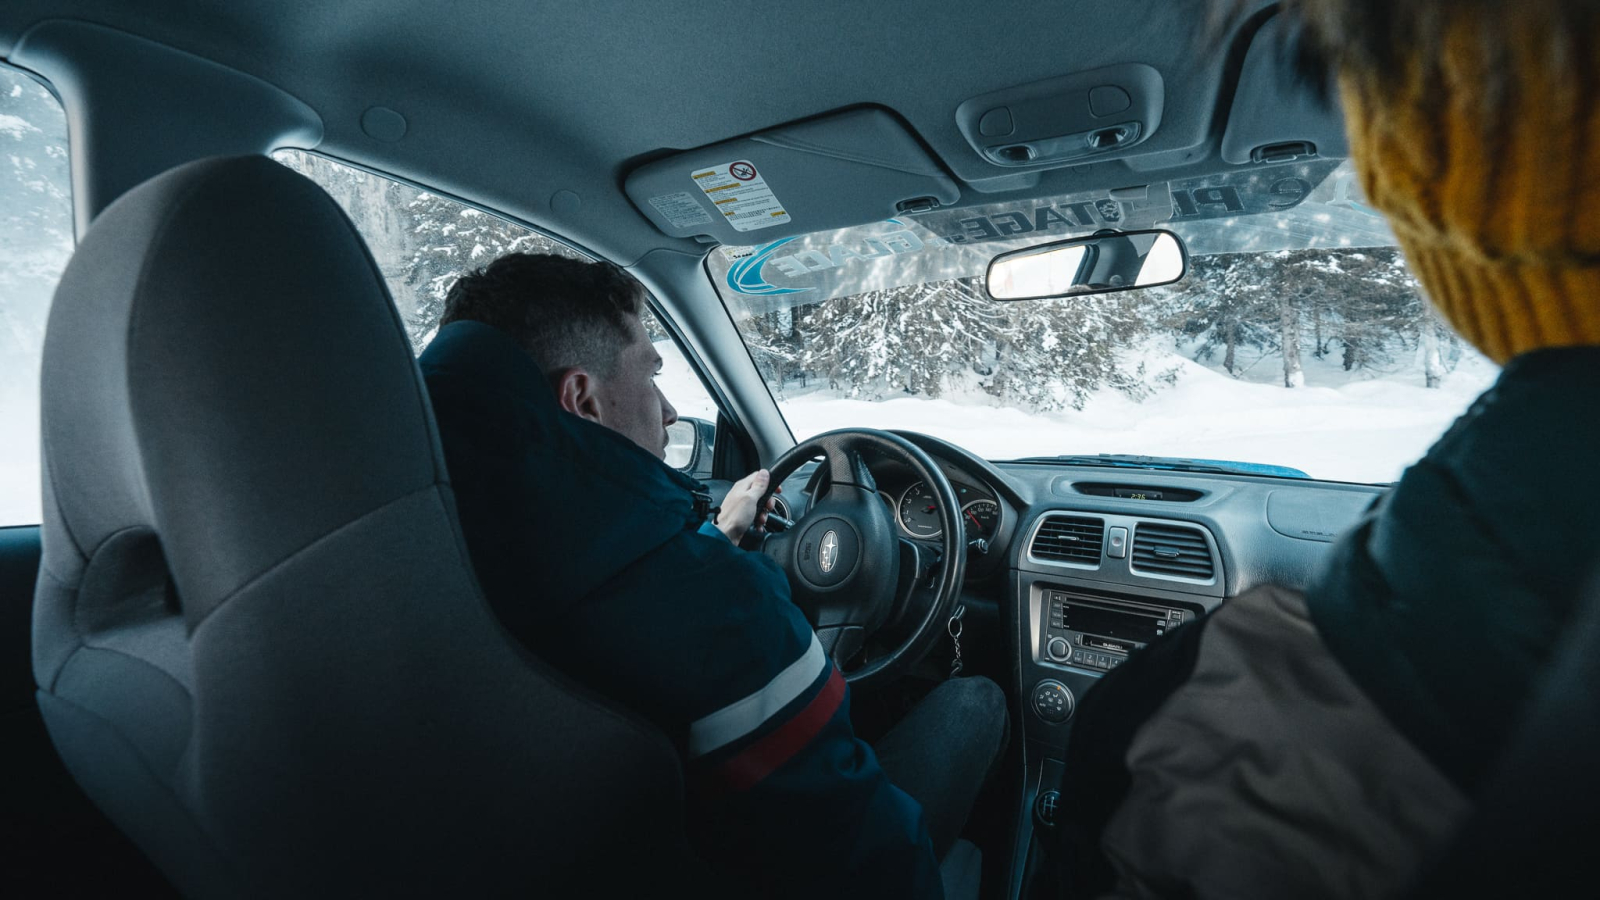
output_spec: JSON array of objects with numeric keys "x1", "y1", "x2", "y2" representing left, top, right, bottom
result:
[{"x1": 726, "y1": 237, "x2": 813, "y2": 296}]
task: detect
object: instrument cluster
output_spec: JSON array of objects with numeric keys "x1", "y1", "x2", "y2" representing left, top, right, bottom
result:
[{"x1": 880, "y1": 472, "x2": 1003, "y2": 543}]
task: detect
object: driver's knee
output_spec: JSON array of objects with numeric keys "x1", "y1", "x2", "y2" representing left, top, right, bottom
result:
[{"x1": 929, "y1": 675, "x2": 1010, "y2": 777}]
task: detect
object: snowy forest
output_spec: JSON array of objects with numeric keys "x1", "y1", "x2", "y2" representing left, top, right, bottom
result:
[
  {"x1": 1, "y1": 67, "x2": 72, "y2": 525},
  {"x1": 272, "y1": 151, "x2": 599, "y2": 350},
  {"x1": 0, "y1": 69, "x2": 71, "y2": 389},
  {"x1": 731, "y1": 247, "x2": 1467, "y2": 413}
]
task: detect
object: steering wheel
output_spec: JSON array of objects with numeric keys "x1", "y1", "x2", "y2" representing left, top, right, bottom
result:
[{"x1": 762, "y1": 429, "x2": 966, "y2": 687}]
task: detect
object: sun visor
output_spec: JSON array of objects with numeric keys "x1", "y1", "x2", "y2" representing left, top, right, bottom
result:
[
  {"x1": 625, "y1": 107, "x2": 958, "y2": 244},
  {"x1": 1220, "y1": 14, "x2": 1349, "y2": 165}
]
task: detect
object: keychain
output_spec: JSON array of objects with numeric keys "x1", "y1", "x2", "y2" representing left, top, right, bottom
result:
[{"x1": 948, "y1": 604, "x2": 967, "y2": 677}]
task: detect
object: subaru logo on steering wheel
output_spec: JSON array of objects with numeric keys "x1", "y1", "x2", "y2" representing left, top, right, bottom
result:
[{"x1": 820, "y1": 530, "x2": 840, "y2": 574}]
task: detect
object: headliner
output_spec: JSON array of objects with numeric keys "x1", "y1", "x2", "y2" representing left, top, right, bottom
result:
[{"x1": 0, "y1": 0, "x2": 1281, "y2": 265}]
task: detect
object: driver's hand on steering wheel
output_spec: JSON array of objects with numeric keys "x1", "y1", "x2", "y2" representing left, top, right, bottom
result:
[{"x1": 715, "y1": 469, "x2": 780, "y2": 544}]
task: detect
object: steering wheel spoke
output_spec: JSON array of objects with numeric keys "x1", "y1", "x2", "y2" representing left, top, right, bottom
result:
[
  {"x1": 897, "y1": 535, "x2": 942, "y2": 588},
  {"x1": 817, "y1": 625, "x2": 867, "y2": 665},
  {"x1": 824, "y1": 445, "x2": 878, "y2": 490}
]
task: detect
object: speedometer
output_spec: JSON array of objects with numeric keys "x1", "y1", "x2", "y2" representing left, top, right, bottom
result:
[
  {"x1": 896, "y1": 482, "x2": 942, "y2": 538},
  {"x1": 961, "y1": 499, "x2": 1000, "y2": 538}
]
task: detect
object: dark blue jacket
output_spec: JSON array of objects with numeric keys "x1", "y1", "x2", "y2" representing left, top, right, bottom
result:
[
  {"x1": 1306, "y1": 346, "x2": 1600, "y2": 790},
  {"x1": 418, "y1": 321, "x2": 940, "y2": 898}
]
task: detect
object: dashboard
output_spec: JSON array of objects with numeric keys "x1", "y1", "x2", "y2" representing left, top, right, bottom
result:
[
  {"x1": 765, "y1": 428, "x2": 1385, "y2": 900},
  {"x1": 773, "y1": 428, "x2": 1380, "y2": 604}
]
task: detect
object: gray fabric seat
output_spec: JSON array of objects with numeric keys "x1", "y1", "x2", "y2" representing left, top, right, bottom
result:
[{"x1": 31, "y1": 155, "x2": 689, "y2": 897}]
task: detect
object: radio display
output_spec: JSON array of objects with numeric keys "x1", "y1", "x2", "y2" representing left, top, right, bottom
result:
[{"x1": 1060, "y1": 600, "x2": 1168, "y2": 645}]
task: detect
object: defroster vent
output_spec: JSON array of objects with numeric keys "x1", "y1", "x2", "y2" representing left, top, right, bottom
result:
[
  {"x1": 1131, "y1": 523, "x2": 1214, "y2": 580},
  {"x1": 1030, "y1": 516, "x2": 1105, "y2": 566}
]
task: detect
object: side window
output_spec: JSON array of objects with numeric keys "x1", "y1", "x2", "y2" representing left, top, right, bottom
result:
[
  {"x1": 0, "y1": 66, "x2": 72, "y2": 527},
  {"x1": 273, "y1": 151, "x2": 719, "y2": 471}
]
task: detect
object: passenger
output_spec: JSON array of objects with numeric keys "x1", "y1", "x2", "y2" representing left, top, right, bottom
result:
[
  {"x1": 417, "y1": 252, "x2": 1008, "y2": 898},
  {"x1": 1058, "y1": 1, "x2": 1600, "y2": 897}
]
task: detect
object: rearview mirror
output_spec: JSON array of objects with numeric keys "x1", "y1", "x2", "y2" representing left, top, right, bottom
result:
[{"x1": 986, "y1": 228, "x2": 1187, "y2": 300}]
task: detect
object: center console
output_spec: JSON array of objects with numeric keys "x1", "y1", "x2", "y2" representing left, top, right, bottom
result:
[{"x1": 1008, "y1": 510, "x2": 1225, "y2": 900}]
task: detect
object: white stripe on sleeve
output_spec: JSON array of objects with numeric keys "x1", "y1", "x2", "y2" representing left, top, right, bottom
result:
[{"x1": 687, "y1": 632, "x2": 829, "y2": 759}]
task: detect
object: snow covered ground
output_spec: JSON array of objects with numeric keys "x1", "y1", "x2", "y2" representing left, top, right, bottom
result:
[{"x1": 659, "y1": 339, "x2": 1501, "y2": 485}]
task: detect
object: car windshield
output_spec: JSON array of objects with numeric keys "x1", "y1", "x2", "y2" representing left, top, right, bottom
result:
[{"x1": 708, "y1": 159, "x2": 1498, "y2": 484}]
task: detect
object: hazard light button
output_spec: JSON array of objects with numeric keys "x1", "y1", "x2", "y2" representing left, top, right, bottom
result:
[{"x1": 1107, "y1": 526, "x2": 1129, "y2": 559}]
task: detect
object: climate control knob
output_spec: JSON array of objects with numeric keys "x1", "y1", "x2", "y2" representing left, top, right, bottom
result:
[
  {"x1": 1047, "y1": 637, "x2": 1070, "y2": 661},
  {"x1": 1031, "y1": 680, "x2": 1074, "y2": 724}
]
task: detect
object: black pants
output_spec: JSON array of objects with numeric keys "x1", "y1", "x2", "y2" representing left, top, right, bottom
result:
[{"x1": 871, "y1": 675, "x2": 1010, "y2": 858}]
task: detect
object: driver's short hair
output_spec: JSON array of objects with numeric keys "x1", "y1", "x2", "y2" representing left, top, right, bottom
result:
[{"x1": 440, "y1": 252, "x2": 646, "y2": 379}]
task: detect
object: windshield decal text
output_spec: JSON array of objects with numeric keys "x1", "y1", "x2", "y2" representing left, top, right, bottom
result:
[
  {"x1": 767, "y1": 229, "x2": 925, "y2": 278},
  {"x1": 943, "y1": 201, "x2": 1122, "y2": 245}
]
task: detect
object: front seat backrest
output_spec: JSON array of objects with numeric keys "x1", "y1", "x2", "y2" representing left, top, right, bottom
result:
[
  {"x1": 32, "y1": 155, "x2": 687, "y2": 896},
  {"x1": 1409, "y1": 575, "x2": 1600, "y2": 898}
]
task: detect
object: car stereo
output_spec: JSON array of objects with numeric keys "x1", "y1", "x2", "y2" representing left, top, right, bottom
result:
[{"x1": 1041, "y1": 590, "x2": 1193, "y2": 671}]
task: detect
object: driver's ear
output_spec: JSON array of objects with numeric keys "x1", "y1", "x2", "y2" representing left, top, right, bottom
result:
[{"x1": 552, "y1": 367, "x2": 604, "y2": 424}]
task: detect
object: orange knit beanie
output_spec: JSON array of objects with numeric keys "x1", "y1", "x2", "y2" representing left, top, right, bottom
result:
[{"x1": 1329, "y1": 5, "x2": 1600, "y2": 363}]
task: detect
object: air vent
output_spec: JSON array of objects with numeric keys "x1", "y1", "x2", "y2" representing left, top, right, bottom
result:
[
  {"x1": 1030, "y1": 516, "x2": 1105, "y2": 566},
  {"x1": 1131, "y1": 523, "x2": 1214, "y2": 580}
]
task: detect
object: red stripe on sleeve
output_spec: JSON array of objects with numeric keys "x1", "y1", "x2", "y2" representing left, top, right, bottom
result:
[{"x1": 720, "y1": 667, "x2": 846, "y2": 791}]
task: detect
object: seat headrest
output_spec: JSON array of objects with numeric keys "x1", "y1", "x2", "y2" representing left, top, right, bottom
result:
[{"x1": 41, "y1": 155, "x2": 446, "y2": 628}]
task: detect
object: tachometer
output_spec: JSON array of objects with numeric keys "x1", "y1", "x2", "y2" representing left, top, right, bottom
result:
[
  {"x1": 896, "y1": 481, "x2": 943, "y2": 538},
  {"x1": 961, "y1": 499, "x2": 1000, "y2": 538}
]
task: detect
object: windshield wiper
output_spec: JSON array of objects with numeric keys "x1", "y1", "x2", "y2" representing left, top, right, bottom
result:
[{"x1": 1009, "y1": 454, "x2": 1310, "y2": 479}]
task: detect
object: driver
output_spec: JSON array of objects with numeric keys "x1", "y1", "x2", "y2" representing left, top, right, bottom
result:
[{"x1": 417, "y1": 251, "x2": 1007, "y2": 898}]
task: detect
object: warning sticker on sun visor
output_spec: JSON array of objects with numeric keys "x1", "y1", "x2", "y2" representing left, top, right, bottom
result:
[
  {"x1": 691, "y1": 161, "x2": 791, "y2": 232},
  {"x1": 648, "y1": 191, "x2": 713, "y2": 229}
]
